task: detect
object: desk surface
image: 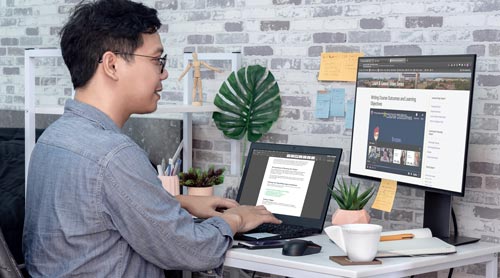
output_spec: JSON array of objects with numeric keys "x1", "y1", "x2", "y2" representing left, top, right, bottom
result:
[{"x1": 225, "y1": 235, "x2": 500, "y2": 278}]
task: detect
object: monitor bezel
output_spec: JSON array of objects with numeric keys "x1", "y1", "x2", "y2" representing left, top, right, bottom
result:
[{"x1": 348, "y1": 54, "x2": 477, "y2": 197}]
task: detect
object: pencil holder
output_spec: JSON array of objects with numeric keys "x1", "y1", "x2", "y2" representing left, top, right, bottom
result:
[{"x1": 159, "y1": 175, "x2": 180, "y2": 196}]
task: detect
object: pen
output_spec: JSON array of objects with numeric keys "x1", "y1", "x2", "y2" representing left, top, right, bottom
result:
[
  {"x1": 380, "y1": 233, "x2": 414, "y2": 241},
  {"x1": 165, "y1": 159, "x2": 173, "y2": 176},
  {"x1": 161, "y1": 158, "x2": 166, "y2": 174},
  {"x1": 165, "y1": 164, "x2": 172, "y2": 176},
  {"x1": 172, "y1": 159, "x2": 182, "y2": 176},
  {"x1": 157, "y1": 164, "x2": 164, "y2": 176}
]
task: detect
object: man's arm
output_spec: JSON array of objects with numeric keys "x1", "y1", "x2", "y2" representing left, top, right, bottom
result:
[
  {"x1": 175, "y1": 195, "x2": 238, "y2": 218},
  {"x1": 102, "y1": 146, "x2": 234, "y2": 272}
]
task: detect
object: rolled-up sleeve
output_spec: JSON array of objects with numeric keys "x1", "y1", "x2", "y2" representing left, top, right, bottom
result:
[{"x1": 98, "y1": 143, "x2": 233, "y2": 271}]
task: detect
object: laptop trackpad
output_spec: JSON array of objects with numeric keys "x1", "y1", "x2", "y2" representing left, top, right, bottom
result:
[{"x1": 241, "y1": 232, "x2": 278, "y2": 240}]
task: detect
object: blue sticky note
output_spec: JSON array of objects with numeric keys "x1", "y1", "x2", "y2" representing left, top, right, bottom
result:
[
  {"x1": 315, "y1": 91, "x2": 331, "y2": 119},
  {"x1": 329, "y1": 88, "x2": 345, "y2": 117},
  {"x1": 345, "y1": 99, "x2": 354, "y2": 129}
]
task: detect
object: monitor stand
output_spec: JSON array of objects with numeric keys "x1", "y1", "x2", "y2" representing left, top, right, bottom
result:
[
  {"x1": 423, "y1": 191, "x2": 479, "y2": 246},
  {"x1": 443, "y1": 235, "x2": 480, "y2": 246}
]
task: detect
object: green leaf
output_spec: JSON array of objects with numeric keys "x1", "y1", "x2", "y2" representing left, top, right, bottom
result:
[
  {"x1": 358, "y1": 188, "x2": 375, "y2": 209},
  {"x1": 357, "y1": 186, "x2": 374, "y2": 201},
  {"x1": 352, "y1": 183, "x2": 360, "y2": 201},
  {"x1": 212, "y1": 65, "x2": 281, "y2": 142},
  {"x1": 333, "y1": 194, "x2": 346, "y2": 209}
]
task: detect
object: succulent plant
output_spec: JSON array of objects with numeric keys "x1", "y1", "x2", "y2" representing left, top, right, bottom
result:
[
  {"x1": 329, "y1": 177, "x2": 375, "y2": 210},
  {"x1": 178, "y1": 166, "x2": 225, "y2": 188}
]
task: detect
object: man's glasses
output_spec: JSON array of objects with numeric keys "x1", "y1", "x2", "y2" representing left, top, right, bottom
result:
[{"x1": 100, "y1": 52, "x2": 167, "y2": 74}]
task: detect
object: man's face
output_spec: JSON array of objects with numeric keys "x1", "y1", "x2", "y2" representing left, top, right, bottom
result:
[{"x1": 118, "y1": 32, "x2": 168, "y2": 115}]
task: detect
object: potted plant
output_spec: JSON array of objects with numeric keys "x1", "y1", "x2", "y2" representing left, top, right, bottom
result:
[
  {"x1": 329, "y1": 177, "x2": 375, "y2": 225},
  {"x1": 178, "y1": 166, "x2": 225, "y2": 196}
]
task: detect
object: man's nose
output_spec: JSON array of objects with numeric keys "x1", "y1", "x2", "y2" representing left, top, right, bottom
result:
[{"x1": 161, "y1": 69, "x2": 169, "y2": 80}]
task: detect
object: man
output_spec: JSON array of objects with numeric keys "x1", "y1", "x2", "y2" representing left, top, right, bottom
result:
[{"x1": 23, "y1": 0, "x2": 281, "y2": 277}]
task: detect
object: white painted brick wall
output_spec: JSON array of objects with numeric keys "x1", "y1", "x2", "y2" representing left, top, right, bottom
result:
[{"x1": 2, "y1": 0, "x2": 500, "y2": 276}]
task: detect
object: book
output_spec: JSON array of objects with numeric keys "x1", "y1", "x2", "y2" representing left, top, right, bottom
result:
[{"x1": 377, "y1": 228, "x2": 456, "y2": 257}]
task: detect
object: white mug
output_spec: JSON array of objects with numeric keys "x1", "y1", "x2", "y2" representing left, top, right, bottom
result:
[{"x1": 325, "y1": 224, "x2": 382, "y2": 262}]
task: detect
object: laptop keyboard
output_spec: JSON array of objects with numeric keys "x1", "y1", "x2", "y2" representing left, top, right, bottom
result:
[{"x1": 248, "y1": 223, "x2": 318, "y2": 239}]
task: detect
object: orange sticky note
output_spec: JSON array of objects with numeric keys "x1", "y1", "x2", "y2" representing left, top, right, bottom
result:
[
  {"x1": 371, "y1": 179, "x2": 397, "y2": 212},
  {"x1": 318, "y1": 52, "x2": 364, "y2": 82}
]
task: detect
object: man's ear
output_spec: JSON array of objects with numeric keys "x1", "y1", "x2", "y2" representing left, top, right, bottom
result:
[{"x1": 100, "y1": 51, "x2": 119, "y2": 81}]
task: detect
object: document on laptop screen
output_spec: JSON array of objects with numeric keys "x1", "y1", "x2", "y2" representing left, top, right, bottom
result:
[
  {"x1": 238, "y1": 145, "x2": 342, "y2": 220},
  {"x1": 256, "y1": 156, "x2": 315, "y2": 216}
]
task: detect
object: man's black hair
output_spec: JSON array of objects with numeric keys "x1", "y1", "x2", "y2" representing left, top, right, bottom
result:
[{"x1": 60, "y1": 0, "x2": 161, "y2": 89}]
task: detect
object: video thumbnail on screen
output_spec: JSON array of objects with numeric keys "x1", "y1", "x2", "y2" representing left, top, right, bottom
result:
[{"x1": 366, "y1": 108, "x2": 425, "y2": 178}]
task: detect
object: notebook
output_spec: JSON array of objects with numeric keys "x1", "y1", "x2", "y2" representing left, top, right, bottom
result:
[
  {"x1": 377, "y1": 228, "x2": 458, "y2": 257},
  {"x1": 235, "y1": 142, "x2": 342, "y2": 241}
]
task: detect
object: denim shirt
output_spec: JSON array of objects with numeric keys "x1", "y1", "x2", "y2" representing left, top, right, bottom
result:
[{"x1": 23, "y1": 99, "x2": 233, "y2": 278}]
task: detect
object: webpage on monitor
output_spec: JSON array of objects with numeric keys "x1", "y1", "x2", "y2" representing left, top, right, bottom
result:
[{"x1": 350, "y1": 56, "x2": 474, "y2": 193}]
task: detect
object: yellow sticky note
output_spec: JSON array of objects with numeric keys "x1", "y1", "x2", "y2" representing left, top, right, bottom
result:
[
  {"x1": 371, "y1": 179, "x2": 397, "y2": 212},
  {"x1": 318, "y1": 52, "x2": 364, "y2": 82}
]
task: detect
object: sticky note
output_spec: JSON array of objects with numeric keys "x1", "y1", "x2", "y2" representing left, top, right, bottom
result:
[
  {"x1": 315, "y1": 90, "x2": 331, "y2": 119},
  {"x1": 329, "y1": 88, "x2": 345, "y2": 117},
  {"x1": 318, "y1": 52, "x2": 364, "y2": 82},
  {"x1": 344, "y1": 99, "x2": 354, "y2": 129},
  {"x1": 371, "y1": 179, "x2": 398, "y2": 212}
]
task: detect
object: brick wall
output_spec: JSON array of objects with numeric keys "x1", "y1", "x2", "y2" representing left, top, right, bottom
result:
[{"x1": 1, "y1": 0, "x2": 500, "y2": 277}]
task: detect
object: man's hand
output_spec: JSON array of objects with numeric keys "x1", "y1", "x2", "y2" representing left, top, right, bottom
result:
[
  {"x1": 176, "y1": 195, "x2": 239, "y2": 219},
  {"x1": 220, "y1": 205, "x2": 282, "y2": 234}
]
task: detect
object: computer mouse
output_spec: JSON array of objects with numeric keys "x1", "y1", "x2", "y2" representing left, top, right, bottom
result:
[{"x1": 282, "y1": 239, "x2": 322, "y2": 256}]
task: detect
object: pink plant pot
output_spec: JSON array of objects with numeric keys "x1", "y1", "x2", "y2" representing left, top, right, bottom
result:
[
  {"x1": 331, "y1": 209, "x2": 371, "y2": 225},
  {"x1": 187, "y1": 186, "x2": 214, "y2": 196}
]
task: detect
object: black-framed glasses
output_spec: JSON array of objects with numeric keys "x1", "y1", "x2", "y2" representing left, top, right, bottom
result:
[{"x1": 100, "y1": 52, "x2": 167, "y2": 74}]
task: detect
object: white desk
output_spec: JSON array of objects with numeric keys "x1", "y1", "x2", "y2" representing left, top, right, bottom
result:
[{"x1": 225, "y1": 235, "x2": 500, "y2": 278}]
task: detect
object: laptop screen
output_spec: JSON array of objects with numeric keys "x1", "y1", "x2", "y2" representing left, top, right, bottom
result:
[{"x1": 237, "y1": 143, "x2": 342, "y2": 227}]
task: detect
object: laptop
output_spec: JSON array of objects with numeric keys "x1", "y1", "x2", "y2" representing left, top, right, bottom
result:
[{"x1": 234, "y1": 142, "x2": 342, "y2": 241}]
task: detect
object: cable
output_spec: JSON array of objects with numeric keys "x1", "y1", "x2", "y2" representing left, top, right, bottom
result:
[{"x1": 251, "y1": 271, "x2": 256, "y2": 278}]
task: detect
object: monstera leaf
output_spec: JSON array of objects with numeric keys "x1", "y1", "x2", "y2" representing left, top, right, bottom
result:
[{"x1": 212, "y1": 65, "x2": 281, "y2": 142}]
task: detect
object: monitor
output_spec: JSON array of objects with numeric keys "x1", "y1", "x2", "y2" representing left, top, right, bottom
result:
[{"x1": 349, "y1": 54, "x2": 477, "y2": 245}]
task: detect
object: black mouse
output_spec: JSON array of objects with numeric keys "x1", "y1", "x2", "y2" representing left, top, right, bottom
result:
[{"x1": 282, "y1": 239, "x2": 321, "y2": 256}]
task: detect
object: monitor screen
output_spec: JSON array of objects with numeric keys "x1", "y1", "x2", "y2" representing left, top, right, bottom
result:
[{"x1": 349, "y1": 55, "x2": 476, "y2": 196}]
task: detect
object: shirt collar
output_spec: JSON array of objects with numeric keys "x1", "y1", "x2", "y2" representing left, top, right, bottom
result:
[{"x1": 64, "y1": 99, "x2": 122, "y2": 133}]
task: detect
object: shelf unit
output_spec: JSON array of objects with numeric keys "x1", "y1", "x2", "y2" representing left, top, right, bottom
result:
[{"x1": 24, "y1": 50, "x2": 242, "y2": 186}]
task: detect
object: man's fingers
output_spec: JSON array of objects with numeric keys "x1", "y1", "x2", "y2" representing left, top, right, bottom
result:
[
  {"x1": 223, "y1": 198, "x2": 239, "y2": 207},
  {"x1": 249, "y1": 206, "x2": 282, "y2": 224},
  {"x1": 261, "y1": 211, "x2": 282, "y2": 224},
  {"x1": 216, "y1": 198, "x2": 239, "y2": 209},
  {"x1": 252, "y1": 205, "x2": 274, "y2": 214}
]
